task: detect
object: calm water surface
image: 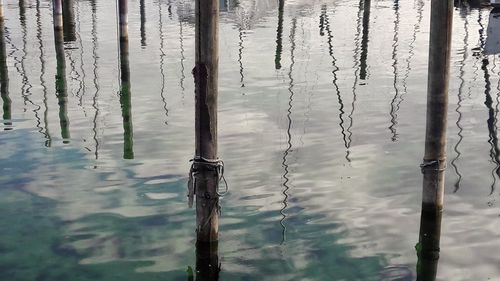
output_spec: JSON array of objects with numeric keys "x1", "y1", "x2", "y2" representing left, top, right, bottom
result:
[{"x1": 1, "y1": 0, "x2": 500, "y2": 280}]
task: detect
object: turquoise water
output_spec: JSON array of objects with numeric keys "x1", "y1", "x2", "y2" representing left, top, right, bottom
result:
[{"x1": 1, "y1": 0, "x2": 500, "y2": 280}]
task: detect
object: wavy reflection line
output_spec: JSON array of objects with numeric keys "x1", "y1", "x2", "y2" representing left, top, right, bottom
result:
[
  {"x1": 76, "y1": 0, "x2": 87, "y2": 113},
  {"x1": 158, "y1": 0, "x2": 169, "y2": 125},
  {"x1": 36, "y1": 0, "x2": 51, "y2": 145},
  {"x1": 91, "y1": 0, "x2": 100, "y2": 160},
  {"x1": 346, "y1": 0, "x2": 365, "y2": 162},
  {"x1": 238, "y1": 28, "x2": 245, "y2": 88},
  {"x1": 360, "y1": 0, "x2": 371, "y2": 80},
  {"x1": 140, "y1": 0, "x2": 146, "y2": 47},
  {"x1": 451, "y1": 15, "x2": 468, "y2": 193},
  {"x1": 319, "y1": 4, "x2": 326, "y2": 36},
  {"x1": 324, "y1": 8, "x2": 348, "y2": 152},
  {"x1": 280, "y1": 17, "x2": 297, "y2": 245},
  {"x1": 482, "y1": 58, "x2": 500, "y2": 195},
  {"x1": 179, "y1": 15, "x2": 186, "y2": 101},
  {"x1": 388, "y1": 0, "x2": 400, "y2": 141},
  {"x1": 275, "y1": 0, "x2": 285, "y2": 70},
  {"x1": 19, "y1": 0, "x2": 43, "y2": 134},
  {"x1": 396, "y1": 0, "x2": 424, "y2": 135},
  {"x1": 167, "y1": 0, "x2": 173, "y2": 20}
]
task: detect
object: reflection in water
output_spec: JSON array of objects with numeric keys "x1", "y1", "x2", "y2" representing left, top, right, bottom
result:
[
  {"x1": 280, "y1": 17, "x2": 297, "y2": 244},
  {"x1": 140, "y1": 0, "x2": 147, "y2": 47},
  {"x1": 482, "y1": 58, "x2": 500, "y2": 194},
  {"x1": 346, "y1": 0, "x2": 365, "y2": 161},
  {"x1": 76, "y1": 0, "x2": 87, "y2": 109},
  {"x1": 91, "y1": 0, "x2": 100, "y2": 159},
  {"x1": 389, "y1": 0, "x2": 400, "y2": 142},
  {"x1": 0, "y1": 3, "x2": 10, "y2": 129},
  {"x1": 158, "y1": 1, "x2": 169, "y2": 125},
  {"x1": 36, "y1": 0, "x2": 51, "y2": 144},
  {"x1": 63, "y1": 0, "x2": 76, "y2": 42},
  {"x1": 324, "y1": 7, "x2": 348, "y2": 155},
  {"x1": 194, "y1": 242, "x2": 220, "y2": 281},
  {"x1": 179, "y1": 19, "x2": 186, "y2": 99},
  {"x1": 275, "y1": 0, "x2": 284, "y2": 70},
  {"x1": 238, "y1": 28, "x2": 245, "y2": 88},
  {"x1": 360, "y1": 0, "x2": 371, "y2": 80},
  {"x1": 416, "y1": 204, "x2": 442, "y2": 281},
  {"x1": 451, "y1": 15, "x2": 469, "y2": 192},
  {"x1": 54, "y1": 4, "x2": 71, "y2": 143},
  {"x1": 20, "y1": 0, "x2": 43, "y2": 134},
  {"x1": 119, "y1": 8, "x2": 134, "y2": 160}
]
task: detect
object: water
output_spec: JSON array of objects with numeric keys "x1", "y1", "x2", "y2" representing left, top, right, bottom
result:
[{"x1": 0, "y1": 0, "x2": 499, "y2": 280}]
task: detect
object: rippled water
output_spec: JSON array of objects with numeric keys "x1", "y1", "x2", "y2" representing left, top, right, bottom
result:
[{"x1": 1, "y1": 0, "x2": 500, "y2": 280}]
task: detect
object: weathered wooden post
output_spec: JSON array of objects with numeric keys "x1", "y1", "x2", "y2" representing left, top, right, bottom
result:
[
  {"x1": 140, "y1": 0, "x2": 146, "y2": 47},
  {"x1": 118, "y1": 0, "x2": 134, "y2": 159},
  {"x1": 53, "y1": 0, "x2": 70, "y2": 142},
  {"x1": 0, "y1": 0, "x2": 11, "y2": 129},
  {"x1": 417, "y1": 0, "x2": 453, "y2": 279},
  {"x1": 62, "y1": 0, "x2": 76, "y2": 42},
  {"x1": 275, "y1": 0, "x2": 285, "y2": 69},
  {"x1": 190, "y1": 0, "x2": 221, "y2": 244}
]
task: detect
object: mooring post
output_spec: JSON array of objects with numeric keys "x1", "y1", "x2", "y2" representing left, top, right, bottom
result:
[
  {"x1": 417, "y1": 0, "x2": 452, "y2": 280},
  {"x1": 62, "y1": 0, "x2": 76, "y2": 42},
  {"x1": 191, "y1": 0, "x2": 220, "y2": 244},
  {"x1": 0, "y1": 0, "x2": 11, "y2": 129},
  {"x1": 118, "y1": 0, "x2": 134, "y2": 159},
  {"x1": 53, "y1": 0, "x2": 70, "y2": 142}
]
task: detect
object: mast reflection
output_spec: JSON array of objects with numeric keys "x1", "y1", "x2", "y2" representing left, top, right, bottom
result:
[{"x1": 0, "y1": 1, "x2": 10, "y2": 130}]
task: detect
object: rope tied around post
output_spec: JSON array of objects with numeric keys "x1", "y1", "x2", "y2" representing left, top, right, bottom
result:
[
  {"x1": 187, "y1": 156, "x2": 229, "y2": 208},
  {"x1": 420, "y1": 158, "x2": 447, "y2": 173}
]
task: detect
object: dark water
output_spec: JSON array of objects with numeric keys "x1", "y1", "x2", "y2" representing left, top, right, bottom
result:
[{"x1": 1, "y1": 0, "x2": 500, "y2": 280}]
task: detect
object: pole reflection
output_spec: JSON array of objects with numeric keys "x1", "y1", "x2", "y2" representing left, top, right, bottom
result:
[
  {"x1": 53, "y1": 0, "x2": 71, "y2": 143},
  {"x1": 63, "y1": 0, "x2": 76, "y2": 42},
  {"x1": 36, "y1": 0, "x2": 51, "y2": 144},
  {"x1": 280, "y1": 17, "x2": 297, "y2": 244},
  {"x1": 140, "y1": 0, "x2": 147, "y2": 47},
  {"x1": 360, "y1": 0, "x2": 371, "y2": 80},
  {"x1": 118, "y1": 0, "x2": 134, "y2": 160},
  {"x1": 0, "y1": 0, "x2": 10, "y2": 130},
  {"x1": 158, "y1": 0, "x2": 169, "y2": 125},
  {"x1": 389, "y1": 0, "x2": 400, "y2": 141},
  {"x1": 275, "y1": 0, "x2": 284, "y2": 70}
]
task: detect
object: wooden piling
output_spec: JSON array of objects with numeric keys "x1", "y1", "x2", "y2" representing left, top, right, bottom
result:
[
  {"x1": 418, "y1": 0, "x2": 453, "y2": 279},
  {"x1": 62, "y1": 0, "x2": 76, "y2": 42},
  {"x1": 118, "y1": 0, "x2": 129, "y2": 41},
  {"x1": 53, "y1": 0, "x2": 70, "y2": 142},
  {"x1": 193, "y1": 0, "x2": 220, "y2": 243},
  {"x1": 0, "y1": 0, "x2": 11, "y2": 128}
]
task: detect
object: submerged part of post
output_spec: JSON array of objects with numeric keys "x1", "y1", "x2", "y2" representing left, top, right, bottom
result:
[
  {"x1": 195, "y1": 238, "x2": 220, "y2": 281},
  {"x1": 193, "y1": 0, "x2": 220, "y2": 243}
]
